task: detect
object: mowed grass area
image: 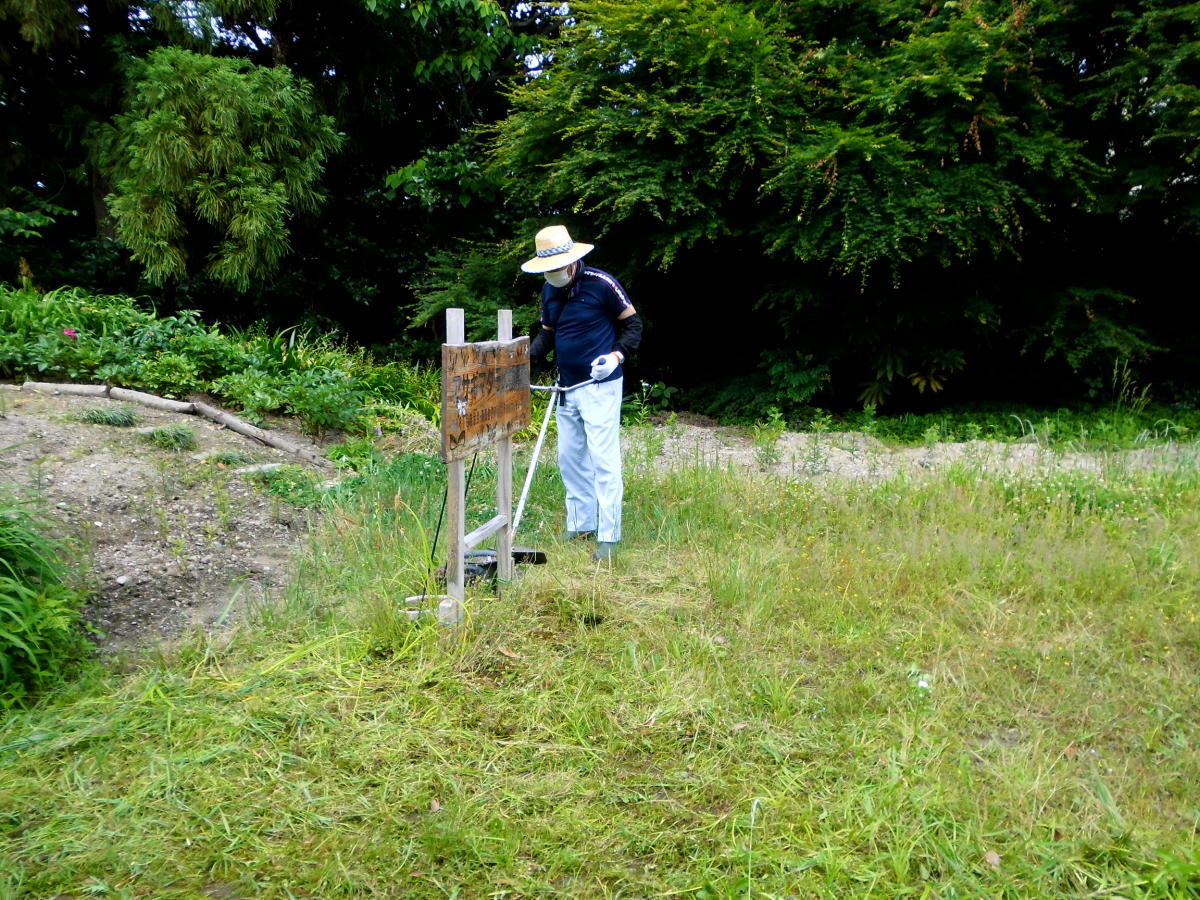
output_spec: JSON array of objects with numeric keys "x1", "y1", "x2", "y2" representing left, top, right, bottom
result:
[{"x1": 2, "y1": 451, "x2": 1199, "y2": 898}]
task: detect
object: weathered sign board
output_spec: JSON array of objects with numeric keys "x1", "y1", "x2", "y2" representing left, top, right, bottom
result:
[{"x1": 440, "y1": 337, "x2": 530, "y2": 463}]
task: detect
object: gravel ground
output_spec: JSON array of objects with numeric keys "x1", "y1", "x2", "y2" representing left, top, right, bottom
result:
[{"x1": 630, "y1": 419, "x2": 1200, "y2": 481}]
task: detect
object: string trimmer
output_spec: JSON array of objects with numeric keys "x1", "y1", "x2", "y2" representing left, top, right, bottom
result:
[{"x1": 408, "y1": 374, "x2": 597, "y2": 621}]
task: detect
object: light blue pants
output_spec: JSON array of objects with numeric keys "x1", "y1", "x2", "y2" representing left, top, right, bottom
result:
[{"x1": 557, "y1": 378, "x2": 623, "y2": 543}]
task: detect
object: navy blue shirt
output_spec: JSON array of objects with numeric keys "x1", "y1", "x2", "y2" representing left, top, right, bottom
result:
[{"x1": 541, "y1": 266, "x2": 633, "y2": 386}]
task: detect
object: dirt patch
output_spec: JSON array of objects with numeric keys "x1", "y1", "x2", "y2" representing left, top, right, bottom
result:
[
  {"x1": 631, "y1": 422, "x2": 1200, "y2": 480},
  {"x1": 0, "y1": 386, "x2": 333, "y2": 654}
]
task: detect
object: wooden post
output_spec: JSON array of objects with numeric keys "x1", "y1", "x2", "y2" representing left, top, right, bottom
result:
[
  {"x1": 440, "y1": 307, "x2": 529, "y2": 608},
  {"x1": 496, "y1": 309, "x2": 514, "y2": 587},
  {"x1": 445, "y1": 309, "x2": 467, "y2": 602}
]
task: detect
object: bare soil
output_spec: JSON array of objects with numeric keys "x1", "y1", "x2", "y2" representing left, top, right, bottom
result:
[{"x1": 0, "y1": 386, "x2": 332, "y2": 654}]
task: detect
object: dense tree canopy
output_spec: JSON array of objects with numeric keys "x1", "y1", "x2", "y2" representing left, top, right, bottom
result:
[
  {"x1": 98, "y1": 47, "x2": 341, "y2": 288},
  {"x1": 485, "y1": 0, "x2": 1200, "y2": 410},
  {"x1": 1, "y1": 0, "x2": 1197, "y2": 412}
]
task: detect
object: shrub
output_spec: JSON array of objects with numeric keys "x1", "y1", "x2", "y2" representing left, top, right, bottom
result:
[
  {"x1": 209, "y1": 368, "x2": 286, "y2": 424},
  {"x1": 280, "y1": 368, "x2": 368, "y2": 437}
]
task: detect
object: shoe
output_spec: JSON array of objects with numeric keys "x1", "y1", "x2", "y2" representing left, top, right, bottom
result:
[
  {"x1": 564, "y1": 530, "x2": 596, "y2": 542},
  {"x1": 592, "y1": 542, "x2": 617, "y2": 561}
]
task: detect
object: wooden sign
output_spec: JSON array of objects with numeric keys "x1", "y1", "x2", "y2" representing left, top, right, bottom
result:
[{"x1": 441, "y1": 337, "x2": 530, "y2": 462}]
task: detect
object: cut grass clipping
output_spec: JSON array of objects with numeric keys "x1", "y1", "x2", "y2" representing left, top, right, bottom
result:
[
  {"x1": 206, "y1": 450, "x2": 254, "y2": 468},
  {"x1": 2, "y1": 452, "x2": 1199, "y2": 897},
  {"x1": 140, "y1": 424, "x2": 197, "y2": 451},
  {"x1": 78, "y1": 405, "x2": 138, "y2": 427}
]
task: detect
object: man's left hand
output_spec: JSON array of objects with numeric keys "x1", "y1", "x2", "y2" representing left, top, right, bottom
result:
[{"x1": 590, "y1": 354, "x2": 620, "y2": 381}]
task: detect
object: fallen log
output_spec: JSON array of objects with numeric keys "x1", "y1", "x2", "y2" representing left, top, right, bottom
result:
[
  {"x1": 191, "y1": 400, "x2": 332, "y2": 468},
  {"x1": 23, "y1": 381, "x2": 109, "y2": 397},
  {"x1": 109, "y1": 387, "x2": 194, "y2": 414}
]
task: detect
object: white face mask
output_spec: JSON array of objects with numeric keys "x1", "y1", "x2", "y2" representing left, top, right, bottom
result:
[{"x1": 544, "y1": 264, "x2": 574, "y2": 288}]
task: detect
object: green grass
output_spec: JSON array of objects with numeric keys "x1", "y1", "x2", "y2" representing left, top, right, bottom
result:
[
  {"x1": 2, "y1": 448, "x2": 1199, "y2": 897},
  {"x1": 140, "y1": 424, "x2": 198, "y2": 451},
  {"x1": 863, "y1": 403, "x2": 1200, "y2": 450},
  {"x1": 205, "y1": 450, "x2": 255, "y2": 468},
  {"x1": 78, "y1": 406, "x2": 139, "y2": 428},
  {"x1": 0, "y1": 494, "x2": 90, "y2": 708}
]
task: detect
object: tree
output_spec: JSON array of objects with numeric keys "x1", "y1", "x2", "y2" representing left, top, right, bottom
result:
[
  {"x1": 2, "y1": 0, "x2": 548, "y2": 338},
  {"x1": 481, "y1": 0, "x2": 1196, "y2": 411},
  {"x1": 96, "y1": 47, "x2": 341, "y2": 289}
]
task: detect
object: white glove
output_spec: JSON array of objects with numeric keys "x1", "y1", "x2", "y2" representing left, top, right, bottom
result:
[{"x1": 590, "y1": 354, "x2": 619, "y2": 381}]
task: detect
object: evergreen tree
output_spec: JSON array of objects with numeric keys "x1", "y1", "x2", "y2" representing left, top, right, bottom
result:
[{"x1": 96, "y1": 47, "x2": 341, "y2": 289}]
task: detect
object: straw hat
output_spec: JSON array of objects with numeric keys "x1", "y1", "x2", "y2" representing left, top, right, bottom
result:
[{"x1": 520, "y1": 225, "x2": 595, "y2": 274}]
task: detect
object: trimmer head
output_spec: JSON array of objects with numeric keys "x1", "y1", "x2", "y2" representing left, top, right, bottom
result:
[
  {"x1": 512, "y1": 546, "x2": 548, "y2": 565},
  {"x1": 433, "y1": 546, "x2": 549, "y2": 589}
]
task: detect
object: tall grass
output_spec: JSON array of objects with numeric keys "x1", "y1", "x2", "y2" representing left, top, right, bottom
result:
[
  {"x1": 2, "y1": 450, "x2": 1198, "y2": 897},
  {"x1": 0, "y1": 494, "x2": 89, "y2": 708}
]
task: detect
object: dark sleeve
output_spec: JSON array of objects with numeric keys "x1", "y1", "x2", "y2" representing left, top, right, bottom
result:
[
  {"x1": 529, "y1": 325, "x2": 554, "y2": 365},
  {"x1": 613, "y1": 313, "x2": 643, "y2": 359}
]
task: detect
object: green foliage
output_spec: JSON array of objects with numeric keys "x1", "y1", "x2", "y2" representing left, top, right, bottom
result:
[
  {"x1": 365, "y1": 0, "x2": 536, "y2": 85},
  {"x1": 622, "y1": 380, "x2": 678, "y2": 425},
  {"x1": 750, "y1": 406, "x2": 787, "y2": 469},
  {"x1": 0, "y1": 284, "x2": 443, "y2": 433},
  {"x1": 0, "y1": 0, "x2": 81, "y2": 50},
  {"x1": 493, "y1": 0, "x2": 1085, "y2": 273},
  {"x1": 279, "y1": 368, "x2": 369, "y2": 437},
  {"x1": 480, "y1": 0, "x2": 1200, "y2": 403},
  {"x1": 406, "y1": 236, "x2": 539, "y2": 345},
  {"x1": 492, "y1": 0, "x2": 792, "y2": 264},
  {"x1": 0, "y1": 189, "x2": 74, "y2": 241},
  {"x1": 251, "y1": 465, "x2": 325, "y2": 507},
  {"x1": 97, "y1": 47, "x2": 343, "y2": 289},
  {"x1": 388, "y1": 140, "x2": 500, "y2": 211},
  {"x1": 208, "y1": 369, "x2": 285, "y2": 425},
  {"x1": 0, "y1": 494, "x2": 88, "y2": 707}
]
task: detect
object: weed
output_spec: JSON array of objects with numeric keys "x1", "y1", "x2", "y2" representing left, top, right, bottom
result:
[
  {"x1": 206, "y1": 450, "x2": 254, "y2": 468},
  {"x1": 0, "y1": 493, "x2": 89, "y2": 706},
  {"x1": 623, "y1": 380, "x2": 678, "y2": 425},
  {"x1": 280, "y1": 368, "x2": 368, "y2": 437},
  {"x1": 751, "y1": 407, "x2": 787, "y2": 470},
  {"x1": 1112, "y1": 357, "x2": 1152, "y2": 413},
  {"x1": 251, "y1": 464, "x2": 326, "y2": 506},
  {"x1": 142, "y1": 424, "x2": 198, "y2": 451},
  {"x1": 78, "y1": 405, "x2": 138, "y2": 427}
]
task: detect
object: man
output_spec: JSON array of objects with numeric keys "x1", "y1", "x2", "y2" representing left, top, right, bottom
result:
[{"x1": 520, "y1": 225, "x2": 643, "y2": 561}]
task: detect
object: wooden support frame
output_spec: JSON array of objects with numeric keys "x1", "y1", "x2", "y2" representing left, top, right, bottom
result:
[{"x1": 442, "y1": 308, "x2": 526, "y2": 602}]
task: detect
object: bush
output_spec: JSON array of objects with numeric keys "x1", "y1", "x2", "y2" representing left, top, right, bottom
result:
[
  {"x1": 209, "y1": 369, "x2": 286, "y2": 424},
  {"x1": 0, "y1": 497, "x2": 89, "y2": 707},
  {"x1": 280, "y1": 368, "x2": 368, "y2": 436}
]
